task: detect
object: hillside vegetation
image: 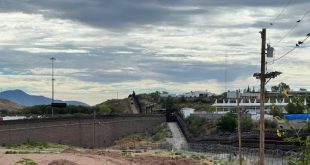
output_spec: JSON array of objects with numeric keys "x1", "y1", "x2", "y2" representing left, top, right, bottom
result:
[
  {"x1": 100, "y1": 98, "x2": 132, "y2": 114},
  {"x1": 135, "y1": 91, "x2": 218, "y2": 112},
  {"x1": 0, "y1": 99, "x2": 24, "y2": 112}
]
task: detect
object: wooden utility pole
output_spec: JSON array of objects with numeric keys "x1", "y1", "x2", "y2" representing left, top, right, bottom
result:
[
  {"x1": 259, "y1": 28, "x2": 266, "y2": 165},
  {"x1": 237, "y1": 90, "x2": 242, "y2": 165}
]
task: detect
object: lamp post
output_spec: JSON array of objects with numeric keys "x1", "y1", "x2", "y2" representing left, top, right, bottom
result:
[{"x1": 50, "y1": 57, "x2": 56, "y2": 118}]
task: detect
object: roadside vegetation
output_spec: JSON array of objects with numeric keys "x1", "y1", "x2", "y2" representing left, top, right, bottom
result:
[
  {"x1": 14, "y1": 158, "x2": 38, "y2": 165},
  {"x1": 4, "y1": 141, "x2": 67, "y2": 154},
  {"x1": 111, "y1": 123, "x2": 172, "y2": 149}
]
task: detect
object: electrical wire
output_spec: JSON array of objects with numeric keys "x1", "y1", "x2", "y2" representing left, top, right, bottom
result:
[
  {"x1": 269, "y1": 0, "x2": 293, "y2": 27},
  {"x1": 272, "y1": 33, "x2": 310, "y2": 62},
  {"x1": 273, "y1": 8, "x2": 310, "y2": 46}
]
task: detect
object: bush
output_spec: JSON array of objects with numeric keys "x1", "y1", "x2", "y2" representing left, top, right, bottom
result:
[
  {"x1": 216, "y1": 112, "x2": 236, "y2": 133},
  {"x1": 185, "y1": 115, "x2": 209, "y2": 136},
  {"x1": 286, "y1": 97, "x2": 305, "y2": 114},
  {"x1": 265, "y1": 119, "x2": 277, "y2": 129},
  {"x1": 286, "y1": 103, "x2": 305, "y2": 114},
  {"x1": 96, "y1": 104, "x2": 112, "y2": 115},
  {"x1": 270, "y1": 105, "x2": 282, "y2": 117},
  {"x1": 241, "y1": 116, "x2": 254, "y2": 131},
  {"x1": 14, "y1": 158, "x2": 38, "y2": 165}
]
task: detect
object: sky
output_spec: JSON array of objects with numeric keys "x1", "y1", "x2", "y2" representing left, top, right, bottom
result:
[{"x1": 0, "y1": 0, "x2": 309, "y2": 105}]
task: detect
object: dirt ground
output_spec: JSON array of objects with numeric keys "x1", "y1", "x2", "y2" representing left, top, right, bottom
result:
[{"x1": 0, "y1": 148, "x2": 210, "y2": 165}]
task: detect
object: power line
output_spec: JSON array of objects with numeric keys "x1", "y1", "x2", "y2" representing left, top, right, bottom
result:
[
  {"x1": 273, "y1": 7, "x2": 310, "y2": 46},
  {"x1": 272, "y1": 33, "x2": 310, "y2": 62},
  {"x1": 269, "y1": 0, "x2": 292, "y2": 26}
]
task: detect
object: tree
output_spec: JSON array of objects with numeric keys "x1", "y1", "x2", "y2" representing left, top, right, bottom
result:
[
  {"x1": 217, "y1": 112, "x2": 236, "y2": 133},
  {"x1": 132, "y1": 91, "x2": 136, "y2": 97},
  {"x1": 96, "y1": 104, "x2": 112, "y2": 115},
  {"x1": 252, "y1": 86, "x2": 255, "y2": 92},
  {"x1": 286, "y1": 97, "x2": 305, "y2": 114},
  {"x1": 241, "y1": 116, "x2": 254, "y2": 131},
  {"x1": 0, "y1": 109, "x2": 9, "y2": 115},
  {"x1": 164, "y1": 97, "x2": 176, "y2": 109},
  {"x1": 271, "y1": 85, "x2": 279, "y2": 92},
  {"x1": 247, "y1": 85, "x2": 251, "y2": 92},
  {"x1": 278, "y1": 82, "x2": 290, "y2": 94},
  {"x1": 186, "y1": 115, "x2": 208, "y2": 136},
  {"x1": 277, "y1": 121, "x2": 310, "y2": 164},
  {"x1": 270, "y1": 104, "x2": 282, "y2": 117}
]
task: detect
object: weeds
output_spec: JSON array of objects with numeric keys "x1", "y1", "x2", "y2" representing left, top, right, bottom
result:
[{"x1": 14, "y1": 158, "x2": 38, "y2": 165}]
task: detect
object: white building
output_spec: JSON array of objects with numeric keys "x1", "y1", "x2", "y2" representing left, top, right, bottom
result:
[
  {"x1": 1, "y1": 116, "x2": 27, "y2": 121},
  {"x1": 227, "y1": 91, "x2": 260, "y2": 99},
  {"x1": 181, "y1": 108, "x2": 195, "y2": 118},
  {"x1": 182, "y1": 91, "x2": 214, "y2": 98},
  {"x1": 160, "y1": 93, "x2": 178, "y2": 98}
]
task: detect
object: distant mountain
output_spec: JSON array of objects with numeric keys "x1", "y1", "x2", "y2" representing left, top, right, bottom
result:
[
  {"x1": 0, "y1": 89, "x2": 88, "y2": 107},
  {"x1": 0, "y1": 99, "x2": 24, "y2": 111}
]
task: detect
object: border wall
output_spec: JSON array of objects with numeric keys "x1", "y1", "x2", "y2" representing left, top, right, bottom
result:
[{"x1": 0, "y1": 115, "x2": 165, "y2": 148}]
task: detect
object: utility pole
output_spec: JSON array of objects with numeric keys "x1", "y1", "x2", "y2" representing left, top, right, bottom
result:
[
  {"x1": 259, "y1": 28, "x2": 266, "y2": 165},
  {"x1": 253, "y1": 29, "x2": 281, "y2": 165},
  {"x1": 237, "y1": 90, "x2": 242, "y2": 165},
  {"x1": 50, "y1": 57, "x2": 56, "y2": 118}
]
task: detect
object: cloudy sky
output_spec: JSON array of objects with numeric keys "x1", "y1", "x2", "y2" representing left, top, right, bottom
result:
[{"x1": 0, "y1": 0, "x2": 309, "y2": 105}]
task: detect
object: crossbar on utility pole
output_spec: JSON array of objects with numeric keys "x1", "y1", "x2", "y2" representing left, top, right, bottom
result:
[{"x1": 259, "y1": 28, "x2": 266, "y2": 165}]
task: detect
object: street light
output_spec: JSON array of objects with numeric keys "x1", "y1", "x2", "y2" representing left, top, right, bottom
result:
[{"x1": 50, "y1": 57, "x2": 56, "y2": 118}]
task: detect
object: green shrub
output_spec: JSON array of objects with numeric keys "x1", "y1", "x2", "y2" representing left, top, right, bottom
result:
[
  {"x1": 270, "y1": 105, "x2": 282, "y2": 117},
  {"x1": 265, "y1": 119, "x2": 277, "y2": 129},
  {"x1": 216, "y1": 112, "x2": 236, "y2": 133},
  {"x1": 5, "y1": 150, "x2": 17, "y2": 154},
  {"x1": 240, "y1": 116, "x2": 254, "y2": 131},
  {"x1": 286, "y1": 97, "x2": 305, "y2": 114},
  {"x1": 14, "y1": 158, "x2": 38, "y2": 165},
  {"x1": 185, "y1": 115, "x2": 209, "y2": 136}
]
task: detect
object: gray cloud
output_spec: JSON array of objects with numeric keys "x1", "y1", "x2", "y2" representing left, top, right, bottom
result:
[
  {"x1": 0, "y1": 0, "x2": 309, "y2": 104},
  {"x1": 1, "y1": 0, "x2": 308, "y2": 30}
]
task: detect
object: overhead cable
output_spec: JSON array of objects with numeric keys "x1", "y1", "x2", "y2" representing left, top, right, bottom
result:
[
  {"x1": 272, "y1": 33, "x2": 310, "y2": 62},
  {"x1": 269, "y1": 0, "x2": 292, "y2": 26},
  {"x1": 273, "y1": 8, "x2": 310, "y2": 46}
]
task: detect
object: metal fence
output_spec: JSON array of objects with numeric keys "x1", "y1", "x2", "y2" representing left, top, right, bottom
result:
[
  {"x1": 110, "y1": 142, "x2": 173, "y2": 151},
  {"x1": 183, "y1": 143, "x2": 302, "y2": 165},
  {"x1": 111, "y1": 142, "x2": 302, "y2": 164}
]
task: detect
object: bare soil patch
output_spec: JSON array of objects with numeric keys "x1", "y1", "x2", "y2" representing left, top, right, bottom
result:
[{"x1": 0, "y1": 149, "x2": 211, "y2": 165}]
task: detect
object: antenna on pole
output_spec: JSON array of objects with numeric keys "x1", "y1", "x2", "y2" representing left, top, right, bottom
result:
[{"x1": 50, "y1": 57, "x2": 56, "y2": 118}]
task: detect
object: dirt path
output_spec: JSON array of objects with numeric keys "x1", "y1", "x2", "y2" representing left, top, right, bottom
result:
[
  {"x1": 0, "y1": 153, "x2": 122, "y2": 165},
  {"x1": 129, "y1": 96, "x2": 139, "y2": 114},
  {"x1": 167, "y1": 122, "x2": 188, "y2": 150},
  {"x1": 0, "y1": 150, "x2": 209, "y2": 165}
]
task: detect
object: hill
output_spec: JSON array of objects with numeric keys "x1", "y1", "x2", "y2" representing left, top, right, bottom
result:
[
  {"x1": 0, "y1": 99, "x2": 24, "y2": 111},
  {"x1": 99, "y1": 98, "x2": 132, "y2": 114},
  {"x1": 0, "y1": 89, "x2": 88, "y2": 107}
]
